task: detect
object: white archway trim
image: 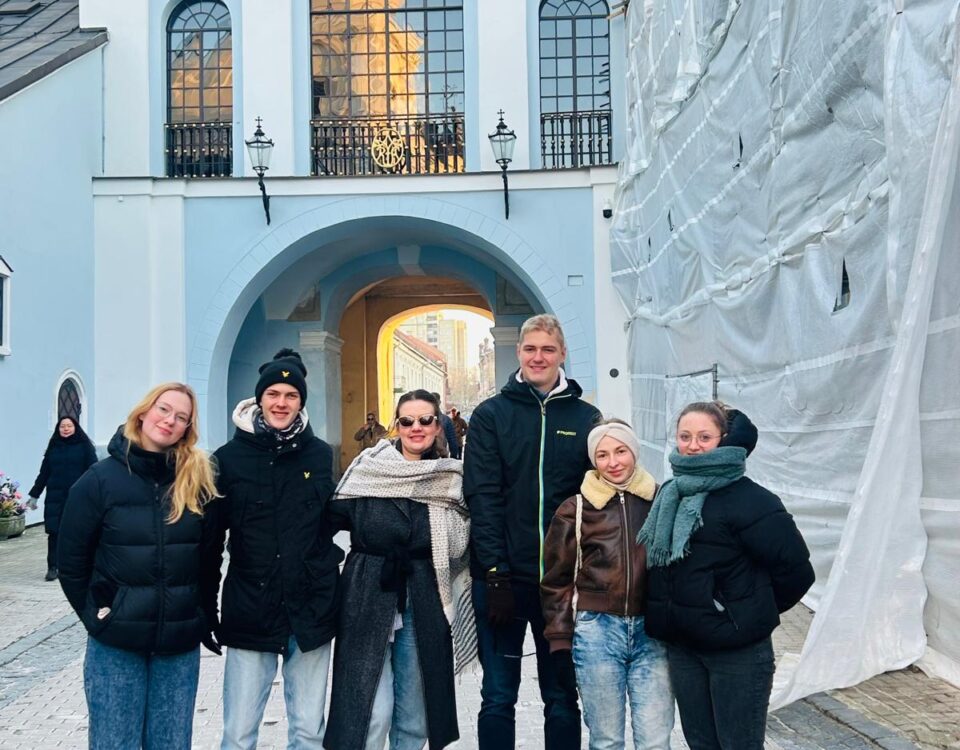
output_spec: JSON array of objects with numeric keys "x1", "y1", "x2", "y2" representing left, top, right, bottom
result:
[
  {"x1": 190, "y1": 196, "x2": 594, "y2": 419},
  {"x1": 53, "y1": 370, "x2": 88, "y2": 431}
]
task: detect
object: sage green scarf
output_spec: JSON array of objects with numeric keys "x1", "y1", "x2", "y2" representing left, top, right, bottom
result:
[{"x1": 637, "y1": 446, "x2": 747, "y2": 568}]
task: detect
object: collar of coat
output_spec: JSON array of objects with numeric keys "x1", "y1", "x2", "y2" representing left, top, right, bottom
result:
[{"x1": 580, "y1": 467, "x2": 657, "y2": 510}]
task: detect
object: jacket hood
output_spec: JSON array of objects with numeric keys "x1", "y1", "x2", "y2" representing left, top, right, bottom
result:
[
  {"x1": 501, "y1": 367, "x2": 583, "y2": 401},
  {"x1": 232, "y1": 396, "x2": 310, "y2": 434},
  {"x1": 107, "y1": 426, "x2": 176, "y2": 485},
  {"x1": 719, "y1": 409, "x2": 758, "y2": 456}
]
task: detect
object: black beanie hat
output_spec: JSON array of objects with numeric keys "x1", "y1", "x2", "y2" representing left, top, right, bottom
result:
[
  {"x1": 719, "y1": 409, "x2": 758, "y2": 456},
  {"x1": 255, "y1": 348, "x2": 308, "y2": 406}
]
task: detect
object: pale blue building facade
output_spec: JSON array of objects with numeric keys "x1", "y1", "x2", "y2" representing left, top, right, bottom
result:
[{"x1": 1, "y1": 0, "x2": 632, "y2": 522}]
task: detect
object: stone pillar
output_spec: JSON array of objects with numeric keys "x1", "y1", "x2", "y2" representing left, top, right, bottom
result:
[
  {"x1": 490, "y1": 325, "x2": 521, "y2": 392},
  {"x1": 300, "y1": 330, "x2": 344, "y2": 474}
]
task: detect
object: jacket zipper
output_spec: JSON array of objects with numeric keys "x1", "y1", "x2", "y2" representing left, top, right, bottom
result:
[
  {"x1": 619, "y1": 492, "x2": 630, "y2": 616},
  {"x1": 535, "y1": 391, "x2": 572, "y2": 581},
  {"x1": 155, "y1": 482, "x2": 165, "y2": 652}
]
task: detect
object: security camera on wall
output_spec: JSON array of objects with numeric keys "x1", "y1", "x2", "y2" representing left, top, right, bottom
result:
[{"x1": 602, "y1": 200, "x2": 613, "y2": 219}]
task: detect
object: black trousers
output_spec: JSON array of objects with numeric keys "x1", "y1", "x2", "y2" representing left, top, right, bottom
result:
[{"x1": 47, "y1": 531, "x2": 58, "y2": 569}]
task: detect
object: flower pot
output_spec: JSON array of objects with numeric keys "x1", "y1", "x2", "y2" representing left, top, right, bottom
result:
[{"x1": 0, "y1": 514, "x2": 26, "y2": 539}]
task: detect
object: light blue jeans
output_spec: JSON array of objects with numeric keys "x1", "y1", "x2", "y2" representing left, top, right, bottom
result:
[
  {"x1": 365, "y1": 605, "x2": 429, "y2": 750},
  {"x1": 221, "y1": 636, "x2": 331, "y2": 750},
  {"x1": 572, "y1": 612, "x2": 674, "y2": 750},
  {"x1": 83, "y1": 636, "x2": 200, "y2": 750}
]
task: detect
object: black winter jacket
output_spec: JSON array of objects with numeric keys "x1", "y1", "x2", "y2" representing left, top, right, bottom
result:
[
  {"x1": 464, "y1": 371, "x2": 600, "y2": 584},
  {"x1": 644, "y1": 476, "x2": 814, "y2": 651},
  {"x1": 29, "y1": 436, "x2": 97, "y2": 533},
  {"x1": 203, "y1": 412, "x2": 342, "y2": 654},
  {"x1": 58, "y1": 429, "x2": 209, "y2": 655}
]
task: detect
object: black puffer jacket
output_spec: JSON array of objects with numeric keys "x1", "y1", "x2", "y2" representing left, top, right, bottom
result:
[
  {"x1": 29, "y1": 435, "x2": 97, "y2": 533},
  {"x1": 464, "y1": 371, "x2": 600, "y2": 584},
  {"x1": 203, "y1": 405, "x2": 342, "y2": 654},
  {"x1": 58, "y1": 429, "x2": 208, "y2": 655},
  {"x1": 644, "y1": 412, "x2": 814, "y2": 651}
]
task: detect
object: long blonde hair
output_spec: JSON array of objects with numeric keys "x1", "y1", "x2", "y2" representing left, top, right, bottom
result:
[{"x1": 123, "y1": 382, "x2": 219, "y2": 523}]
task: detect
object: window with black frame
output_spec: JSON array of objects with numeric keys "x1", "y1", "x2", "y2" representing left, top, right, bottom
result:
[
  {"x1": 310, "y1": 0, "x2": 465, "y2": 175},
  {"x1": 539, "y1": 0, "x2": 612, "y2": 169},
  {"x1": 57, "y1": 379, "x2": 83, "y2": 421},
  {"x1": 166, "y1": 1, "x2": 233, "y2": 177}
]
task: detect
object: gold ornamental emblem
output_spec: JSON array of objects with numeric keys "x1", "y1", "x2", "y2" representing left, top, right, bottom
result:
[{"x1": 371, "y1": 127, "x2": 405, "y2": 170}]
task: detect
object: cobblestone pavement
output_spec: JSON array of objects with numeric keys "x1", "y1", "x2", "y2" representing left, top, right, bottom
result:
[{"x1": 2, "y1": 526, "x2": 958, "y2": 749}]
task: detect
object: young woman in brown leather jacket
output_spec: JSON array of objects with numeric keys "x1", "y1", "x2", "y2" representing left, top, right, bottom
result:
[{"x1": 541, "y1": 420, "x2": 674, "y2": 750}]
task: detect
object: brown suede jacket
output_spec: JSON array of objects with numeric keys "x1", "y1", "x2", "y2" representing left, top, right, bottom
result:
[{"x1": 541, "y1": 476, "x2": 656, "y2": 653}]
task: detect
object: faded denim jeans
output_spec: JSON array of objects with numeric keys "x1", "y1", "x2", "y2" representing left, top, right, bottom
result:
[
  {"x1": 572, "y1": 612, "x2": 674, "y2": 750},
  {"x1": 83, "y1": 636, "x2": 200, "y2": 750},
  {"x1": 666, "y1": 637, "x2": 774, "y2": 750},
  {"x1": 365, "y1": 602, "x2": 428, "y2": 750},
  {"x1": 221, "y1": 636, "x2": 331, "y2": 750}
]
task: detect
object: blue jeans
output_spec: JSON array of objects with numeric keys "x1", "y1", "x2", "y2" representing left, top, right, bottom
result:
[
  {"x1": 222, "y1": 636, "x2": 331, "y2": 750},
  {"x1": 472, "y1": 579, "x2": 581, "y2": 750},
  {"x1": 666, "y1": 638, "x2": 774, "y2": 750},
  {"x1": 83, "y1": 636, "x2": 200, "y2": 750},
  {"x1": 572, "y1": 612, "x2": 674, "y2": 750},
  {"x1": 365, "y1": 604, "x2": 429, "y2": 750}
]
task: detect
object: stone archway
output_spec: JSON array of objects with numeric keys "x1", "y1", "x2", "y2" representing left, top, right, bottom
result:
[{"x1": 338, "y1": 276, "x2": 494, "y2": 468}]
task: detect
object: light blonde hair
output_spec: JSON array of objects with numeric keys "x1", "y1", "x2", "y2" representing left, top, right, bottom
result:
[
  {"x1": 123, "y1": 382, "x2": 219, "y2": 523},
  {"x1": 519, "y1": 313, "x2": 566, "y2": 350}
]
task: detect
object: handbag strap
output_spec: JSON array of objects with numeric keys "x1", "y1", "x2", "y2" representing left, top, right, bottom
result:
[{"x1": 572, "y1": 493, "x2": 583, "y2": 615}]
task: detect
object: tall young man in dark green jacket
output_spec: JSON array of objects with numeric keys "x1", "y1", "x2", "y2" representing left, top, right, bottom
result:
[{"x1": 464, "y1": 314, "x2": 600, "y2": 750}]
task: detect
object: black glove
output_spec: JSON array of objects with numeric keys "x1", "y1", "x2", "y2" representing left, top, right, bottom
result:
[
  {"x1": 485, "y1": 571, "x2": 515, "y2": 627},
  {"x1": 551, "y1": 648, "x2": 577, "y2": 689},
  {"x1": 201, "y1": 631, "x2": 222, "y2": 656}
]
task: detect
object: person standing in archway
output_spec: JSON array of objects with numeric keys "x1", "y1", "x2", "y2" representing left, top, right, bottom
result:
[
  {"x1": 354, "y1": 411, "x2": 388, "y2": 450},
  {"x1": 201, "y1": 349, "x2": 343, "y2": 750},
  {"x1": 464, "y1": 313, "x2": 600, "y2": 750},
  {"x1": 450, "y1": 408, "x2": 468, "y2": 454}
]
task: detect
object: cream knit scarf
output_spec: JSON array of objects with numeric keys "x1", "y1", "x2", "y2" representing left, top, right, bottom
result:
[{"x1": 333, "y1": 440, "x2": 477, "y2": 673}]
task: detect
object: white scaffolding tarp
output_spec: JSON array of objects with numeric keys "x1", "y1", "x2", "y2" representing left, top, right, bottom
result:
[{"x1": 611, "y1": 0, "x2": 960, "y2": 702}]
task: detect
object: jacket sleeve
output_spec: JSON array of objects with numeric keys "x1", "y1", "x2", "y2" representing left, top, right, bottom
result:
[
  {"x1": 735, "y1": 487, "x2": 815, "y2": 612},
  {"x1": 28, "y1": 453, "x2": 51, "y2": 498},
  {"x1": 353, "y1": 426, "x2": 367, "y2": 442},
  {"x1": 57, "y1": 469, "x2": 106, "y2": 619},
  {"x1": 540, "y1": 499, "x2": 579, "y2": 652},
  {"x1": 84, "y1": 442, "x2": 98, "y2": 469},
  {"x1": 198, "y1": 454, "x2": 228, "y2": 629},
  {"x1": 462, "y1": 404, "x2": 507, "y2": 572}
]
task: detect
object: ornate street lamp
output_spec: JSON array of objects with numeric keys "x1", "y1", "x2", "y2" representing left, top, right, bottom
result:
[
  {"x1": 245, "y1": 117, "x2": 274, "y2": 225},
  {"x1": 488, "y1": 110, "x2": 517, "y2": 219}
]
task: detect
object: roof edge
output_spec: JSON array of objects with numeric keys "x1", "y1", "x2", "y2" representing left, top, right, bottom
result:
[{"x1": 0, "y1": 29, "x2": 107, "y2": 103}]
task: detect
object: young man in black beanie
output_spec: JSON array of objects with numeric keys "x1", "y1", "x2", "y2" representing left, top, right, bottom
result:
[{"x1": 200, "y1": 348, "x2": 342, "y2": 749}]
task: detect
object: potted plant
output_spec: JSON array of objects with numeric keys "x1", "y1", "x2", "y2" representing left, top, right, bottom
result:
[{"x1": 0, "y1": 472, "x2": 27, "y2": 540}]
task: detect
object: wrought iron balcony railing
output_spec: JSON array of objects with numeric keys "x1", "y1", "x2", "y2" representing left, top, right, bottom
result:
[
  {"x1": 165, "y1": 122, "x2": 233, "y2": 178},
  {"x1": 541, "y1": 110, "x2": 613, "y2": 169},
  {"x1": 311, "y1": 114, "x2": 465, "y2": 176}
]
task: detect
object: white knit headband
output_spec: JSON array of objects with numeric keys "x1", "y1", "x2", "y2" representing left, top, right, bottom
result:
[{"x1": 586, "y1": 423, "x2": 642, "y2": 467}]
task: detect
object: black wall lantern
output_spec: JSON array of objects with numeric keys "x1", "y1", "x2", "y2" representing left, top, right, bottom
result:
[
  {"x1": 245, "y1": 117, "x2": 275, "y2": 225},
  {"x1": 488, "y1": 110, "x2": 517, "y2": 219}
]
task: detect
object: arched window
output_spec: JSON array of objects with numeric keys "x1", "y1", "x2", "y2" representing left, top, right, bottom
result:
[
  {"x1": 539, "y1": 0, "x2": 612, "y2": 168},
  {"x1": 57, "y1": 377, "x2": 83, "y2": 421},
  {"x1": 166, "y1": 1, "x2": 233, "y2": 177},
  {"x1": 310, "y1": 0, "x2": 465, "y2": 175}
]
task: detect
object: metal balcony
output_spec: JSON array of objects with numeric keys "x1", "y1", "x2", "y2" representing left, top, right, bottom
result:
[
  {"x1": 310, "y1": 113, "x2": 465, "y2": 176},
  {"x1": 540, "y1": 110, "x2": 612, "y2": 169},
  {"x1": 165, "y1": 122, "x2": 233, "y2": 178}
]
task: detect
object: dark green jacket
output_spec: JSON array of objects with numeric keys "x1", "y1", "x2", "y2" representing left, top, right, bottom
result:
[{"x1": 463, "y1": 370, "x2": 600, "y2": 585}]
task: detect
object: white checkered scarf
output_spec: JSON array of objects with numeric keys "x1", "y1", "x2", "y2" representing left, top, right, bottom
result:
[{"x1": 333, "y1": 440, "x2": 477, "y2": 673}]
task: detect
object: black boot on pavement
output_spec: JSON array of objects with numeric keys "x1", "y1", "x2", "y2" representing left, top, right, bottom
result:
[{"x1": 45, "y1": 567, "x2": 58, "y2": 581}]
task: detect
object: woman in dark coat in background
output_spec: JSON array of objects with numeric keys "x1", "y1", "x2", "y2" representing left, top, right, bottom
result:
[
  {"x1": 324, "y1": 389, "x2": 475, "y2": 750},
  {"x1": 28, "y1": 416, "x2": 97, "y2": 581}
]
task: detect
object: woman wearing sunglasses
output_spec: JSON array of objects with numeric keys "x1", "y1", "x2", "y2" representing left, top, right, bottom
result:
[
  {"x1": 324, "y1": 389, "x2": 475, "y2": 750},
  {"x1": 57, "y1": 383, "x2": 219, "y2": 749},
  {"x1": 639, "y1": 402, "x2": 814, "y2": 749}
]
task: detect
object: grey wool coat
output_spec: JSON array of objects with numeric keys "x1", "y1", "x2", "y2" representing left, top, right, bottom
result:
[{"x1": 323, "y1": 497, "x2": 459, "y2": 750}]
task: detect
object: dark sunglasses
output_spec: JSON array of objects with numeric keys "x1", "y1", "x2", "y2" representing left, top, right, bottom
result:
[{"x1": 397, "y1": 415, "x2": 438, "y2": 428}]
